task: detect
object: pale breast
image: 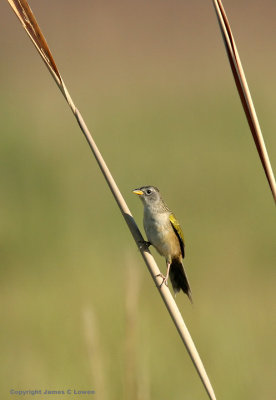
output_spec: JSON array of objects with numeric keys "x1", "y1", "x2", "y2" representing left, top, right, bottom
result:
[{"x1": 143, "y1": 210, "x2": 181, "y2": 260}]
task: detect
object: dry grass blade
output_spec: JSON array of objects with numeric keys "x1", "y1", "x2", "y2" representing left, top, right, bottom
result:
[
  {"x1": 7, "y1": 0, "x2": 61, "y2": 86},
  {"x1": 7, "y1": 0, "x2": 75, "y2": 111},
  {"x1": 212, "y1": 0, "x2": 276, "y2": 202},
  {"x1": 7, "y1": 1, "x2": 217, "y2": 400}
]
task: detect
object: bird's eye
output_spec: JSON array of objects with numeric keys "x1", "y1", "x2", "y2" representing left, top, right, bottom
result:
[{"x1": 146, "y1": 189, "x2": 152, "y2": 195}]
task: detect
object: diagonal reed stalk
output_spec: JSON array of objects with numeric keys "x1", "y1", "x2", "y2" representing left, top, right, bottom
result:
[
  {"x1": 6, "y1": 1, "x2": 217, "y2": 399},
  {"x1": 212, "y1": 0, "x2": 276, "y2": 202}
]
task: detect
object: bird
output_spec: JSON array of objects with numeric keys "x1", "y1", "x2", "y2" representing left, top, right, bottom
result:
[{"x1": 133, "y1": 186, "x2": 192, "y2": 302}]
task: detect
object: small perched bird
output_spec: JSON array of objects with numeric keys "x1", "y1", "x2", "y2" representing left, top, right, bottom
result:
[{"x1": 133, "y1": 186, "x2": 192, "y2": 302}]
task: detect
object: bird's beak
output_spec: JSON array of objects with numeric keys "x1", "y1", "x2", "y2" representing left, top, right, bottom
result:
[{"x1": 132, "y1": 189, "x2": 144, "y2": 196}]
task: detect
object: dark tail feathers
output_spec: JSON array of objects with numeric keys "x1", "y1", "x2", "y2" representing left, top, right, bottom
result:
[{"x1": 169, "y1": 259, "x2": 192, "y2": 303}]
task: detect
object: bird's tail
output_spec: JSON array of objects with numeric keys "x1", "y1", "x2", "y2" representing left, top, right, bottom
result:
[{"x1": 169, "y1": 259, "x2": 192, "y2": 303}]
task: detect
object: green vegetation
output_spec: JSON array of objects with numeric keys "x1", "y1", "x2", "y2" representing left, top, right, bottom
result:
[{"x1": 1, "y1": 1, "x2": 275, "y2": 399}]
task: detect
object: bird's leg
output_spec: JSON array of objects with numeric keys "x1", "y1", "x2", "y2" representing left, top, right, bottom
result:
[{"x1": 156, "y1": 261, "x2": 171, "y2": 288}]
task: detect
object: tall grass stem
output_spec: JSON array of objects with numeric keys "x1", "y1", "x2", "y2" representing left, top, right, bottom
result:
[
  {"x1": 212, "y1": 0, "x2": 276, "y2": 202},
  {"x1": 7, "y1": 1, "x2": 218, "y2": 399}
]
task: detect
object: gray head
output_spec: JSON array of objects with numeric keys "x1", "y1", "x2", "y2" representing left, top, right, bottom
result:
[{"x1": 132, "y1": 186, "x2": 168, "y2": 212}]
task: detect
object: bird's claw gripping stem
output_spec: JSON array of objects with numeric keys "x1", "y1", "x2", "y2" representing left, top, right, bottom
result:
[
  {"x1": 156, "y1": 273, "x2": 169, "y2": 288},
  {"x1": 138, "y1": 240, "x2": 151, "y2": 250}
]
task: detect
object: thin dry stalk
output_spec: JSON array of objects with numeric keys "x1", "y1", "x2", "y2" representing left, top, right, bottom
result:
[
  {"x1": 124, "y1": 254, "x2": 140, "y2": 400},
  {"x1": 212, "y1": 0, "x2": 276, "y2": 202},
  {"x1": 137, "y1": 318, "x2": 151, "y2": 400},
  {"x1": 7, "y1": 2, "x2": 217, "y2": 400},
  {"x1": 82, "y1": 308, "x2": 107, "y2": 400},
  {"x1": 124, "y1": 255, "x2": 151, "y2": 400}
]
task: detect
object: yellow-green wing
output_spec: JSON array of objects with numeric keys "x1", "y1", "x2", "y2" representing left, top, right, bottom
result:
[{"x1": 169, "y1": 213, "x2": 185, "y2": 258}]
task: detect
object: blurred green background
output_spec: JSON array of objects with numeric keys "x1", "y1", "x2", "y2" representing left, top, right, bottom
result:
[{"x1": 0, "y1": 1, "x2": 275, "y2": 399}]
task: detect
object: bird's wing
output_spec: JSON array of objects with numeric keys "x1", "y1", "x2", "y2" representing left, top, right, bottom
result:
[{"x1": 169, "y1": 213, "x2": 185, "y2": 258}]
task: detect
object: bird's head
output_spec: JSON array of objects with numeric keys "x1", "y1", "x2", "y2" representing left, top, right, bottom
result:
[{"x1": 132, "y1": 186, "x2": 163, "y2": 209}]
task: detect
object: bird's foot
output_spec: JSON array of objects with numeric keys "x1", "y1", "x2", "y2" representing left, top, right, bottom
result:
[
  {"x1": 138, "y1": 240, "x2": 151, "y2": 250},
  {"x1": 156, "y1": 273, "x2": 169, "y2": 288}
]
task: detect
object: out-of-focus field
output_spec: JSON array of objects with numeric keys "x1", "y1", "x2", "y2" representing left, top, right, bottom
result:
[{"x1": 0, "y1": 1, "x2": 275, "y2": 399}]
